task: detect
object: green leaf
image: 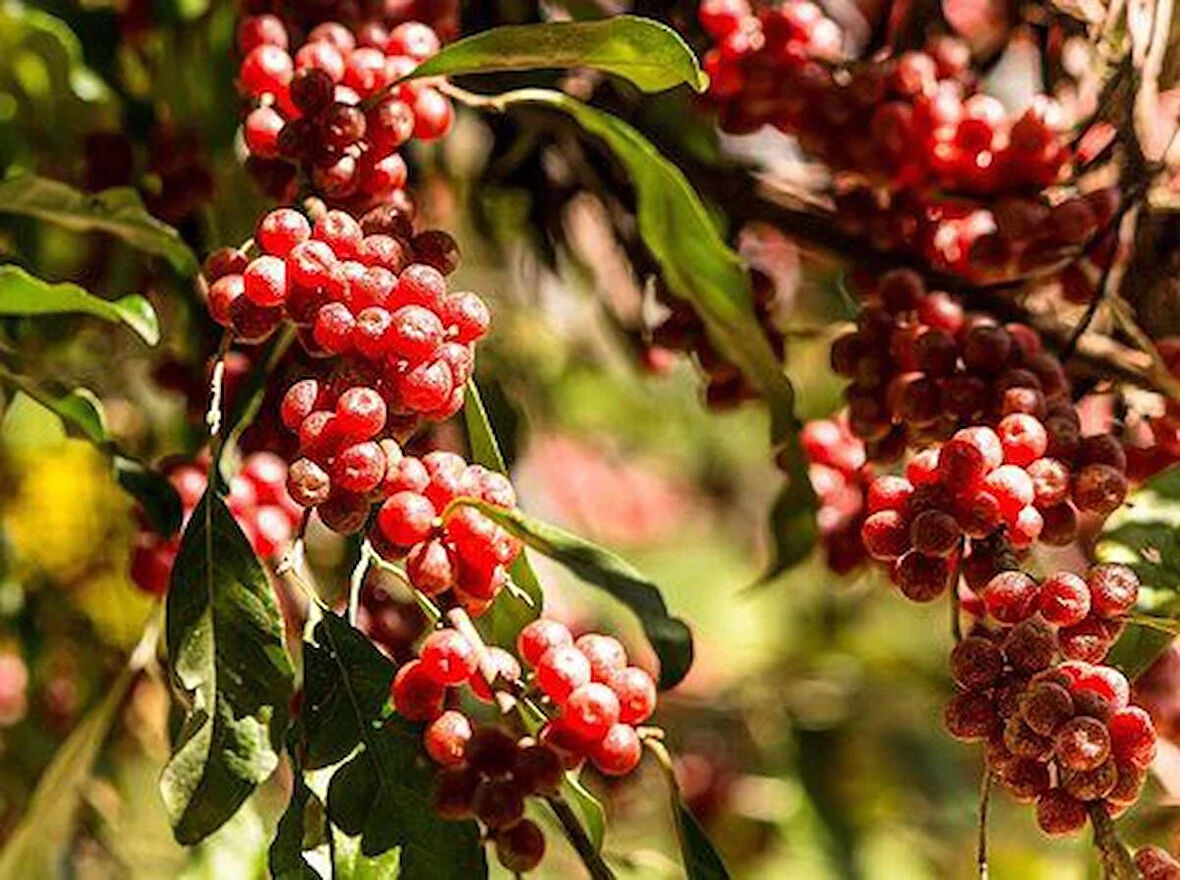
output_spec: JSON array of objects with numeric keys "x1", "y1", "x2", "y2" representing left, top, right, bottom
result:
[
  {"x1": 0, "y1": 665, "x2": 134, "y2": 876},
  {"x1": 0, "y1": 175, "x2": 198, "y2": 276},
  {"x1": 673, "y1": 799, "x2": 730, "y2": 880},
  {"x1": 1098, "y1": 465, "x2": 1180, "y2": 677},
  {"x1": 0, "y1": 264, "x2": 160, "y2": 345},
  {"x1": 407, "y1": 16, "x2": 706, "y2": 94},
  {"x1": 302, "y1": 613, "x2": 394, "y2": 770},
  {"x1": 162, "y1": 491, "x2": 294, "y2": 845},
  {"x1": 449, "y1": 498, "x2": 693, "y2": 689},
  {"x1": 269, "y1": 737, "x2": 325, "y2": 880},
  {"x1": 220, "y1": 326, "x2": 297, "y2": 473},
  {"x1": 564, "y1": 772, "x2": 606, "y2": 851},
  {"x1": 309, "y1": 614, "x2": 486, "y2": 877},
  {"x1": 462, "y1": 379, "x2": 542, "y2": 649},
  {"x1": 115, "y1": 454, "x2": 184, "y2": 537},
  {"x1": 486, "y1": 90, "x2": 815, "y2": 582}
]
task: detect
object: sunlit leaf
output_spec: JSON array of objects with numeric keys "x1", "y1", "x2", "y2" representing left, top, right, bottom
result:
[
  {"x1": 450, "y1": 498, "x2": 693, "y2": 689},
  {"x1": 0, "y1": 264, "x2": 159, "y2": 344},
  {"x1": 162, "y1": 491, "x2": 293, "y2": 844},
  {"x1": 407, "y1": 16, "x2": 706, "y2": 93}
]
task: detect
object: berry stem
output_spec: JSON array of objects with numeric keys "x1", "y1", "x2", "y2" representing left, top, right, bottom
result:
[
  {"x1": 544, "y1": 794, "x2": 616, "y2": 880},
  {"x1": 1087, "y1": 802, "x2": 1137, "y2": 880}
]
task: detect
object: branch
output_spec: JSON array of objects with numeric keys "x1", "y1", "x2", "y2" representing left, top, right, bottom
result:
[{"x1": 1088, "y1": 802, "x2": 1138, "y2": 880}]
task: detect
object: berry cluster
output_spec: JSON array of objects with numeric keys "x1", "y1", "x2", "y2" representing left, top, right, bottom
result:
[
  {"x1": 236, "y1": 0, "x2": 460, "y2": 42},
  {"x1": 1135, "y1": 846, "x2": 1180, "y2": 879},
  {"x1": 945, "y1": 564, "x2": 1156, "y2": 836},
  {"x1": 237, "y1": 13, "x2": 452, "y2": 208},
  {"x1": 800, "y1": 416, "x2": 870, "y2": 573},
  {"x1": 389, "y1": 619, "x2": 657, "y2": 872},
  {"x1": 130, "y1": 453, "x2": 301, "y2": 595}
]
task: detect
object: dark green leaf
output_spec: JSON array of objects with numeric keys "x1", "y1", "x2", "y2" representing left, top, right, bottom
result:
[
  {"x1": 220, "y1": 326, "x2": 297, "y2": 472},
  {"x1": 0, "y1": 175, "x2": 198, "y2": 276},
  {"x1": 0, "y1": 264, "x2": 159, "y2": 344},
  {"x1": 450, "y1": 499, "x2": 693, "y2": 689},
  {"x1": 115, "y1": 454, "x2": 184, "y2": 536},
  {"x1": 0, "y1": 666, "x2": 134, "y2": 876},
  {"x1": 673, "y1": 799, "x2": 730, "y2": 880},
  {"x1": 407, "y1": 17, "x2": 706, "y2": 93},
  {"x1": 309, "y1": 613, "x2": 485, "y2": 877},
  {"x1": 303, "y1": 612, "x2": 394, "y2": 770},
  {"x1": 463, "y1": 379, "x2": 542, "y2": 649},
  {"x1": 489, "y1": 90, "x2": 814, "y2": 581},
  {"x1": 269, "y1": 739, "x2": 324, "y2": 880},
  {"x1": 162, "y1": 492, "x2": 293, "y2": 845},
  {"x1": 1098, "y1": 466, "x2": 1180, "y2": 677}
]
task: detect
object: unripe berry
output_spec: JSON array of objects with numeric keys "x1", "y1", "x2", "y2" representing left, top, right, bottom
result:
[
  {"x1": 287, "y1": 458, "x2": 331, "y2": 507},
  {"x1": 1003, "y1": 619, "x2": 1056, "y2": 673},
  {"x1": 1035, "y1": 789, "x2": 1088, "y2": 836},
  {"x1": 514, "y1": 742, "x2": 564, "y2": 795},
  {"x1": 1072, "y1": 464, "x2": 1128, "y2": 515},
  {"x1": 1003, "y1": 715, "x2": 1052, "y2": 759},
  {"x1": 950, "y1": 636, "x2": 1004, "y2": 691},
  {"x1": 909, "y1": 509, "x2": 961, "y2": 557},
  {"x1": 943, "y1": 691, "x2": 998, "y2": 741},
  {"x1": 894, "y1": 551, "x2": 952, "y2": 602},
  {"x1": 432, "y1": 768, "x2": 479, "y2": 820},
  {"x1": 494, "y1": 818, "x2": 546, "y2": 873},
  {"x1": 466, "y1": 725, "x2": 519, "y2": 776},
  {"x1": 1061, "y1": 759, "x2": 1118, "y2": 801},
  {"x1": 1020, "y1": 681, "x2": 1074, "y2": 736}
]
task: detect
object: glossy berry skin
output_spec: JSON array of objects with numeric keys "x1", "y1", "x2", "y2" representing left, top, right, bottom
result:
[
  {"x1": 575, "y1": 634, "x2": 627, "y2": 683},
  {"x1": 419, "y1": 629, "x2": 478, "y2": 686},
  {"x1": 536, "y1": 646, "x2": 591, "y2": 703},
  {"x1": 391, "y1": 659, "x2": 444, "y2": 722},
  {"x1": 591, "y1": 723, "x2": 643, "y2": 776},
  {"x1": 610, "y1": 666, "x2": 658, "y2": 725},
  {"x1": 377, "y1": 492, "x2": 437, "y2": 547},
  {"x1": 424, "y1": 710, "x2": 472, "y2": 766},
  {"x1": 562, "y1": 683, "x2": 621, "y2": 741},
  {"x1": 517, "y1": 619, "x2": 574, "y2": 667}
]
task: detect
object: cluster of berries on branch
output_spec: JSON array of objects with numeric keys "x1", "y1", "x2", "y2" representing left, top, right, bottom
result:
[
  {"x1": 800, "y1": 416, "x2": 870, "y2": 573},
  {"x1": 389, "y1": 618, "x2": 657, "y2": 871},
  {"x1": 130, "y1": 453, "x2": 301, "y2": 594},
  {"x1": 236, "y1": 0, "x2": 459, "y2": 42},
  {"x1": 945, "y1": 563, "x2": 1158, "y2": 837},
  {"x1": 237, "y1": 12, "x2": 453, "y2": 208},
  {"x1": 696, "y1": 1, "x2": 1117, "y2": 283}
]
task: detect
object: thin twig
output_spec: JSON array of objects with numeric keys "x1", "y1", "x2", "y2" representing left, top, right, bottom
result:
[{"x1": 977, "y1": 770, "x2": 991, "y2": 880}]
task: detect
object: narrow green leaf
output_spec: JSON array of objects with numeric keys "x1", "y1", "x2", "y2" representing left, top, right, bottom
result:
[
  {"x1": 450, "y1": 498, "x2": 693, "y2": 689},
  {"x1": 0, "y1": 175, "x2": 198, "y2": 276},
  {"x1": 487, "y1": 90, "x2": 815, "y2": 581},
  {"x1": 407, "y1": 16, "x2": 707, "y2": 94},
  {"x1": 0, "y1": 666, "x2": 134, "y2": 876},
  {"x1": 564, "y1": 772, "x2": 606, "y2": 851},
  {"x1": 310, "y1": 614, "x2": 486, "y2": 878},
  {"x1": 162, "y1": 491, "x2": 293, "y2": 845},
  {"x1": 462, "y1": 379, "x2": 542, "y2": 648},
  {"x1": 673, "y1": 800, "x2": 730, "y2": 880},
  {"x1": 269, "y1": 739, "x2": 325, "y2": 880},
  {"x1": 0, "y1": 264, "x2": 160, "y2": 344},
  {"x1": 1098, "y1": 465, "x2": 1180, "y2": 677}
]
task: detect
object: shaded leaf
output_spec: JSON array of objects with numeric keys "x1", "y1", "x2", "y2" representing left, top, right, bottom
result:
[
  {"x1": 115, "y1": 454, "x2": 184, "y2": 537},
  {"x1": 408, "y1": 16, "x2": 706, "y2": 93},
  {"x1": 269, "y1": 737, "x2": 325, "y2": 880},
  {"x1": 220, "y1": 326, "x2": 297, "y2": 472},
  {"x1": 489, "y1": 90, "x2": 815, "y2": 582},
  {"x1": 309, "y1": 614, "x2": 485, "y2": 877},
  {"x1": 0, "y1": 666, "x2": 134, "y2": 876},
  {"x1": 463, "y1": 378, "x2": 541, "y2": 648},
  {"x1": 0, "y1": 175, "x2": 197, "y2": 276},
  {"x1": 674, "y1": 800, "x2": 731, "y2": 880},
  {"x1": 1098, "y1": 466, "x2": 1180, "y2": 677},
  {"x1": 564, "y1": 772, "x2": 606, "y2": 851},
  {"x1": 162, "y1": 492, "x2": 293, "y2": 845},
  {"x1": 0, "y1": 264, "x2": 159, "y2": 345},
  {"x1": 450, "y1": 498, "x2": 693, "y2": 689}
]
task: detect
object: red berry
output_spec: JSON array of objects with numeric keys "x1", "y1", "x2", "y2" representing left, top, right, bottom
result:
[
  {"x1": 332, "y1": 442, "x2": 386, "y2": 494},
  {"x1": 536, "y1": 645, "x2": 591, "y2": 703},
  {"x1": 562, "y1": 682, "x2": 621, "y2": 740},
  {"x1": 981, "y1": 570, "x2": 1038, "y2": 624},
  {"x1": 1036, "y1": 571, "x2": 1090, "y2": 626},
  {"x1": 240, "y1": 44, "x2": 293, "y2": 98},
  {"x1": 420, "y1": 629, "x2": 479, "y2": 686},
  {"x1": 518, "y1": 619, "x2": 574, "y2": 667},
  {"x1": 287, "y1": 458, "x2": 331, "y2": 508},
  {"x1": 575, "y1": 634, "x2": 627, "y2": 683},
  {"x1": 590, "y1": 723, "x2": 642, "y2": 776},
  {"x1": 1054, "y1": 716, "x2": 1111, "y2": 771},
  {"x1": 376, "y1": 491, "x2": 437, "y2": 546},
  {"x1": 387, "y1": 305, "x2": 445, "y2": 363},
  {"x1": 257, "y1": 208, "x2": 311, "y2": 257},
  {"x1": 1035, "y1": 789, "x2": 1088, "y2": 836},
  {"x1": 424, "y1": 709, "x2": 472, "y2": 766},
  {"x1": 391, "y1": 659, "x2": 445, "y2": 721},
  {"x1": 468, "y1": 647, "x2": 522, "y2": 702},
  {"x1": 609, "y1": 666, "x2": 657, "y2": 724},
  {"x1": 1086, "y1": 564, "x2": 1139, "y2": 619},
  {"x1": 1108, "y1": 706, "x2": 1156, "y2": 768},
  {"x1": 335, "y1": 386, "x2": 387, "y2": 442},
  {"x1": 207, "y1": 274, "x2": 244, "y2": 326},
  {"x1": 281, "y1": 379, "x2": 322, "y2": 430},
  {"x1": 861, "y1": 510, "x2": 909, "y2": 561}
]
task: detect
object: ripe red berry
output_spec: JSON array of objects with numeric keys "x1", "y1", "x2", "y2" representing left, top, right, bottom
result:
[
  {"x1": 257, "y1": 208, "x2": 311, "y2": 257},
  {"x1": 861, "y1": 510, "x2": 909, "y2": 561},
  {"x1": 377, "y1": 491, "x2": 437, "y2": 546},
  {"x1": 518, "y1": 619, "x2": 574, "y2": 667},
  {"x1": 591, "y1": 723, "x2": 643, "y2": 776},
  {"x1": 424, "y1": 709, "x2": 472, "y2": 766},
  {"x1": 562, "y1": 682, "x2": 621, "y2": 741},
  {"x1": 335, "y1": 386, "x2": 387, "y2": 442},
  {"x1": 1086, "y1": 564, "x2": 1139, "y2": 619},
  {"x1": 1037, "y1": 571, "x2": 1090, "y2": 627},
  {"x1": 391, "y1": 658, "x2": 445, "y2": 721},
  {"x1": 536, "y1": 645, "x2": 591, "y2": 703},
  {"x1": 1108, "y1": 706, "x2": 1156, "y2": 768},
  {"x1": 609, "y1": 666, "x2": 657, "y2": 725},
  {"x1": 1035, "y1": 789, "x2": 1088, "y2": 836},
  {"x1": 575, "y1": 634, "x2": 627, "y2": 683},
  {"x1": 1054, "y1": 716, "x2": 1111, "y2": 771},
  {"x1": 981, "y1": 570, "x2": 1038, "y2": 624},
  {"x1": 420, "y1": 629, "x2": 479, "y2": 687}
]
